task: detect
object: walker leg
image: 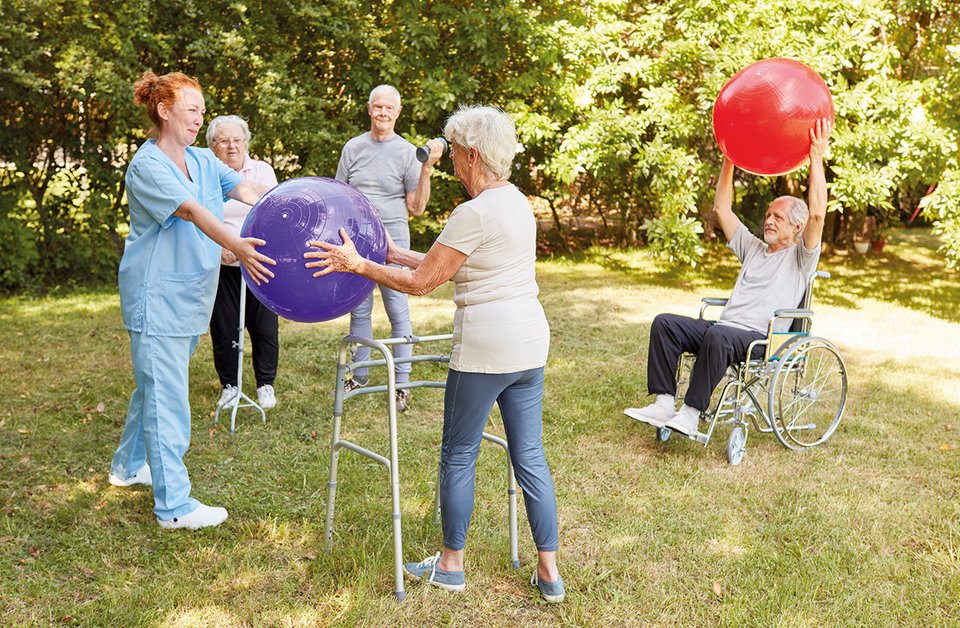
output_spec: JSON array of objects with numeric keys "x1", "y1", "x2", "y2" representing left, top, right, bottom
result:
[
  {"x1": 324, "y1": 422, "x2": 341, "y2": 552},
  {"x1": 386, "y1": 370, "x2": 406, "y2": 601},
  {"x1": 507, "y1": 461, "x2": 519, "y2": 569},
  {"x1": 324, "y1": 364, "x2": 348, "y2": 552},
  {"x1": 481, "y1": 432, "x2": 520, "y2": 569}
]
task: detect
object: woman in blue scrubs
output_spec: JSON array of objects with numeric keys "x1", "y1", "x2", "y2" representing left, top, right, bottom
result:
[{"x1": 108, "y1": 71, "x2": 276, "y2": 530}]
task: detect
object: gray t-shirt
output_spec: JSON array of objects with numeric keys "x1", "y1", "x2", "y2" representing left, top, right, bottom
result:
[
  {"x1": 718, "y1": 224, "x2": 820, "y2": 334},
  {"x1": 335, "y1": 133, "x2": 420, "y2": 241}
]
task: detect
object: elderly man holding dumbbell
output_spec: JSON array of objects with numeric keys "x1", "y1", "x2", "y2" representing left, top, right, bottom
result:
[{"x1": 334, "y1": 84, "x2": 444, "y2": 412}]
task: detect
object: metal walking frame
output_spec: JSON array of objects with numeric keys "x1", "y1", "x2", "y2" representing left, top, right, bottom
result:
[
  {"x1": 323, "y1": 332, "x2": 520, "y2": 602},
  {"x1": 213, "y1": 276, "x2": 266, "y2": 434}
]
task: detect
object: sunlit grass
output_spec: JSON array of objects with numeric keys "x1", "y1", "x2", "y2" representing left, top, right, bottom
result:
[{"x1": 1, "y1": 228, "x2": 957, "y2": 625}]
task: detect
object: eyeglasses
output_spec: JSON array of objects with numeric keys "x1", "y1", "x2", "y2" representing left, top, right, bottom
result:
[{"x1": 215, "y1": 137, "x2": 246, "y2": 146}]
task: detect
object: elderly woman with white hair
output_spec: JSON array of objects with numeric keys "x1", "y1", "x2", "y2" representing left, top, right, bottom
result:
[
  {"x1": 305, "y1": 105, "x2": 564, "y2": 602},
  {"x1": 207, "y1": 115, "x2": 281, "y2": 410}
]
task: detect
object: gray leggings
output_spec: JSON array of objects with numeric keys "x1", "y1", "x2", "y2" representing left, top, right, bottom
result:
[{"x1": 440, "y1": 367, "x2": 560, "y2": 552}]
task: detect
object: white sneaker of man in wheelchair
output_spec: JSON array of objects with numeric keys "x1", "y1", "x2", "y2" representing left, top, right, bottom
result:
[
  {"x1": 624, "y1": 395, "x2": 675, "y2": 427},
  {"x1": 624, "y1": 395, "x2": 701, "y2": 437}
]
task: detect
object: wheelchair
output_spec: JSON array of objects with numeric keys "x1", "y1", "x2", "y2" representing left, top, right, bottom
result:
[{"x1": 656, "y1": 270, "x2": 847, "y2": 465}]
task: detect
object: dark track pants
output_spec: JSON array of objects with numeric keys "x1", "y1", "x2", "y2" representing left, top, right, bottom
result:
[
  {"x1": 647, "y1": 314, "x2": 765, "y2": 411},
  {"x1": 210, "y1": 265, "x2": 279, "y2": 389}
]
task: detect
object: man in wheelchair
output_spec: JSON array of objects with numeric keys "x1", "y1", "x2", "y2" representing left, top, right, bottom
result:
[{"x1": 626, "y1": 118, "x2": 833, "y2": 438}]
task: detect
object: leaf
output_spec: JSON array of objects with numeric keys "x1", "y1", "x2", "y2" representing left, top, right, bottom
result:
[
  {"x1": 940, "y1": 443, "x2": 956, "y2": 450},
  {"x1": 28, "y1": 546, "x2": 40, "y2": 558},
  {"x1": 96, "y1": 402, "x2": 105, "y2": 413},
  {"x1": 79, "y1": 567, "x2": 95, "y2": 577},
  {"x1": 713, "y1": 581, "x2": 723, "y2": 598}
]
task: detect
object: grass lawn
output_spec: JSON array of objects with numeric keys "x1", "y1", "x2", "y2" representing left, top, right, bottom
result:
[{"x1": 1, "y1": 228, "x2": 958, "y2": 626}]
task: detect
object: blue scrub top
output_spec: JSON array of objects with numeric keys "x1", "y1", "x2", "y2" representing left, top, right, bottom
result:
[{"x1": 118, "y1": 140, "x2": 243, "y2": 336}]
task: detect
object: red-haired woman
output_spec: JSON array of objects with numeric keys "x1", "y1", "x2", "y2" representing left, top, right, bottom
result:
[{"x1": 108, "y1": 71, "x2": 275, "y2": 530}]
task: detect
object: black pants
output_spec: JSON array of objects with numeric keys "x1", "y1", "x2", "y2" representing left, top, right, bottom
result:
[
  {"x1": 210, "y1": 265, "x2": 279, "y2": 388},
  {"x1": 647, "y1": 314, "x2": 765, "y2": 411}
]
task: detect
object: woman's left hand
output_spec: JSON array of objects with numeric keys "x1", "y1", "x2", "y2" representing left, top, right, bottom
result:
[{"x1": 305, "y1": 228, "x2": 364, "y2": 277}]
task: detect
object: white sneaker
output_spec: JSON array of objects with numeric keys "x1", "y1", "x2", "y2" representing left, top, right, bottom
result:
[
  {"x1": 217, "y1": 385, "x2": 238, "y2": 407},
  {"x1": 663, "y1": 404, "x2": 702, "y2": 437},
  {"x1": 109, "y1": 465, "x2": 152, "y2": 487},
  {"x1": 624, "y1": 403, "x2": 675, "y2": 427},
  {"x1": 157, "y1": 503, "x2": 228, "y2": 530},
  {"x1": 257, "y1": 384, "x2": 277, "y2": 409}
]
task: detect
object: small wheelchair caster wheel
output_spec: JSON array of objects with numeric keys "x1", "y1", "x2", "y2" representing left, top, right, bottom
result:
[
  {"x1": 657, "y1": 427, "x2": 672, "y2": 442},
  {"x1": 727, "y1": 426, "x2": 747, "y2": 465}
]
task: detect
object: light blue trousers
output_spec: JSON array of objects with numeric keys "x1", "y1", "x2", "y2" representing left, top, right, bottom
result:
[
  {"x1": 111, "y1": 331, "x2": 201, "y2": 520},
  {"x1": 349, "y1": 271, "x2": 413, "y2": 383},
  {"x1": 440, "y1": 367, "x2": 560, "y2": 552}
]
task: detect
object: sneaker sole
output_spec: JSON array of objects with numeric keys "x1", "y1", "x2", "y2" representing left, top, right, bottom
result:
[
  {"x1": 108, "y1": 475, "x2": 151, "y2": 487},
  {"x1": 623, "y1": 409, "x2": 671, "y2": 428},
  {"x1": 157, "y1": 513, "x2": 228, "y2": 530},
  {"x1": 403, "y1": 567, "x2": 466, "y2": 592},
  {"x1": 664, "y1": 423, "x2": 699, "y2": 437}
]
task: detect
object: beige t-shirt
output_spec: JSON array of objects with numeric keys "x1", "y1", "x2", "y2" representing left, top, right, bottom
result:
[{"x1": 436, "y1": 184, "x2": 550, "y2": 373}]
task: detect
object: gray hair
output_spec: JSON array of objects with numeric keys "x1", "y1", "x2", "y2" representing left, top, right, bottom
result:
[
  {"x1": 443, "y1": 105, "x2": 517, "y2": 180},
  {"x1": 368, "y1": 84, "x2": 401, "y2": 105},
  {"x1": 206, "y1": 115, "x2": 251, "y2": 146},
  {"x1": 776, "y1": 195, "x2": 809, "y2": 227}
]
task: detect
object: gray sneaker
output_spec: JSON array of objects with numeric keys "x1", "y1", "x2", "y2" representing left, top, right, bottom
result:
[
  {"x1": 403, "y1": 552, "x2": 466, "y2": 592},
  {"x1": 332, "y1": 377, "x2": 368, "y2": 398},
  {"x1": 395, "y1": 389, "x2": 411, "y2": 413},
  {"x1": 531, "y1": 571, "x2": 565, "y2": 603}
]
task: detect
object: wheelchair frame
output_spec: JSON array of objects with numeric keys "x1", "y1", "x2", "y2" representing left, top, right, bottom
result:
[{"x1": 658, "y1": 270, "x2": 848, "y2": 465}]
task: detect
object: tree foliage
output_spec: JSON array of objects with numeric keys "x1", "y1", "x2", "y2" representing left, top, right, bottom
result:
[{"x1": 1, "y1": 0, "x2": 958, "y2": 291}]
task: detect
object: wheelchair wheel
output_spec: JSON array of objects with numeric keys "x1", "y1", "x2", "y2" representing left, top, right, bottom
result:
[
  {"x1": 726, "y1": 426, "x2": 747, "y2": 465},
  {"x1": 657, "y1": 427, "x2": 671, "y2": 442},
  {"x1": 767, "y1": 337, "x2": 847, "y2": 450}
]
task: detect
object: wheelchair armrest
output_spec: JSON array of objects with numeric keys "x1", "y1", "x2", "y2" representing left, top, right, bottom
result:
[
  {"x1": 699, "y1": 297, "x2": 728, "y2": 320},
  {"x1": 773, "y1": 308, "x2": 813, "y2": 319}
]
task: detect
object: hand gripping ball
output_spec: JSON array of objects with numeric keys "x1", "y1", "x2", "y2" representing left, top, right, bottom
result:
[
  {"x1": 239, "y1": 177, "x2": 388, "y2": 323},
  {"x1": 713, "y1": 58, "x2": 834, "y2": 176}
]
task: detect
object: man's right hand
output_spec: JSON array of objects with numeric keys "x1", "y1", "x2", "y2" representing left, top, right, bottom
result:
[{"x1": 421, "y1": 139, "x2": 444, "y2": 169}]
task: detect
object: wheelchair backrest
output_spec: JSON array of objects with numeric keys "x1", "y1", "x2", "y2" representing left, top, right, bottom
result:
[{"x1": 767, "y1": 270, "x2": 827, "y2": 360}]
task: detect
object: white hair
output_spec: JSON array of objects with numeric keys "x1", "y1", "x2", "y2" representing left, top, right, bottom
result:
[
  {"x1": 443, "y1": 105, "x2": 517, "y2": 180},
  {"x1": 368, "y1": 84, "x2": 401, "y2": 105},
  {"x1": 206, "y1": 115, "x2": 251, "y2": 146},
  {"x1": 775, "y1": 195, "x2": 809, "y2": 227}
]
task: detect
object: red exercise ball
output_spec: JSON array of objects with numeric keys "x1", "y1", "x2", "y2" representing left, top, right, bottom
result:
[{"x1": 713, "y1": 58, "x2": 834, "y2": 176}]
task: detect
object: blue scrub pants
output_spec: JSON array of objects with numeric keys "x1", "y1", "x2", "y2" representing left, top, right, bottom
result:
[
  {"x1": 111, "y1": 330, "x2": 201, "y2": 520},
  {"x1": 349, "y1": 269, "x2": 413, "y2": 384},
  {"x1": 440, "y1": 367, "x2": 559, "y2": 552}
]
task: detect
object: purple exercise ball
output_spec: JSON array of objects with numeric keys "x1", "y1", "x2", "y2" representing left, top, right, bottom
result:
[{"x1": 239, "y1": 177, "x2": 387, "y2": 323}]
